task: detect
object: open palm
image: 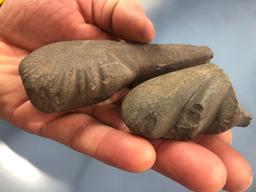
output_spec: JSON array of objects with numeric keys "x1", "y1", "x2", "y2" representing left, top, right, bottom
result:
[{"x1": 0, "y1": 0, "x2": 252, "y2": 191}]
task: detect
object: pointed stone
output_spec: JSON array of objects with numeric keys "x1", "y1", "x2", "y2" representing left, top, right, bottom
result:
[
  {"x1": 121, "y1": 64, "x2": 252, "y2": 140},
  {"x1": 19, "y1": 40, "x2": 213, "y2": 112}
]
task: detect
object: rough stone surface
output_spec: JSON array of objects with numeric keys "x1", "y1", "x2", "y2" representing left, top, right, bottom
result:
[
  {"x1": 19, "y1": 40, "x2": 251, "y2": 140},
  {"x1": 121, "y1": 64, "x2": 252, "y2": 140},
  {"x1": 19, "y1": 40, "x2": 213, "y2": 113}
]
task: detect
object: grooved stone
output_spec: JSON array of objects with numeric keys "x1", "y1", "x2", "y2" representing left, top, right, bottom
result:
[
  {"x1": 121, "y1": 64, "x2": 251, "y2": 140},
  {"x1": 19, "y1": 40, "x2": 251, "y2": 140},
  {"x1": 19, "y1": 40, "x2": 213, "y2": 113}
]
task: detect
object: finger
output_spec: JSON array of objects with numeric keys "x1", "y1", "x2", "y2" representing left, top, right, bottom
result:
[
  {"x1": 78, "y1": 0, "x2": 155, "y2": 43},
  {"x1": 40, "y1": 113, "x2": 155, "y2": 172},
  {"x1": 10, "y1": 101, "x2": 63, "y2": 134},
  {"x1": 213, "y1": 130, "x2": 233, "y2": 145},
  {"x1": 90, "y1": 88, "x2": 130, "y2": 106},
  {"x1": 197, "y1": 135, "x2": 253, "y2": 191},
  {"x1": 109, "y1": 88, "x2": 130, "y2": 104},
  {"x1": 194, "y1": 130, "x2": 233, "y2": 145},
  {"x1": 91, "y1": 104, "x2": 130, "y2": 132},
  {"x1": 153, "y1": 141, "x2": 227, "y2": 192},
  {"x1": 113, "y1": 0, "x2": 155, "y2": 42},
  {"x1": 67, "y1": 23, "x2": 113, "y2": 41}
]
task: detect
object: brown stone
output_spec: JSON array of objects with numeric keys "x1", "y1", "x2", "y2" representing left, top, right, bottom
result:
[
  {"x1": 121, "y1": 64, "x2": 251, "y2": 140},
  {"x1": 19, "y1": 40, "x2": 213, "y2": 113}
]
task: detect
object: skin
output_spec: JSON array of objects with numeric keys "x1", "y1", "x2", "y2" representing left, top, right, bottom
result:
[{"x1": 0, "y1": 0, "x2": 253, "y2": 191}]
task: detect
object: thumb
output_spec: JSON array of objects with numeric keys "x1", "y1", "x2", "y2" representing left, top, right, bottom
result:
[
  {"x1": 78, "y1": 0, "x2": 155, "y2": 43},
  {"x1": 113, "y1": 0, "x2": 155, "y2": 42}
]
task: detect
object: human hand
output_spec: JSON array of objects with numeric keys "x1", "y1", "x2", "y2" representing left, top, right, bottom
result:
[{"x1": 0, "y1": 0, "x2": 253, "y2": 191}]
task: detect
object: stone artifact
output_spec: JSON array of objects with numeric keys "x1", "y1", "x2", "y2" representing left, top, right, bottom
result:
[
  {"x1": 19, "y1": 40, "x2": 251, "y2": 140},
  {"x1": 19, "y1": 40, "x2": 213, "y2": 113},
  {"x1": 121, "y1": 64, "x2": 251, "y2": 140}
]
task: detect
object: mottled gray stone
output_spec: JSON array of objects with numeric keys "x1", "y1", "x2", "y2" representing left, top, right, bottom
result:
[
  {"x1": 19, "y1": 40, "x2": 251, "y2": 140},
  {"x1": 19, "y1": 40, "x2": 213, "y2": 113},
  {"x1": 121, "y1": 64, "x2": 252, "y2": 140}
]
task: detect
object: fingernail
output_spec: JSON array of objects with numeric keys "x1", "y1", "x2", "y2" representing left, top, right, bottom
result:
[
  {"x1": 247, "y1": 174, "x2": 254, "y2": 189},
  {"x1": 242, "y1": 171, "x2": 254, "y2": 192}
]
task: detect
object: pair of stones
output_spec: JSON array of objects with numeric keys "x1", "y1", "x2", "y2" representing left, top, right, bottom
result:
[{"x1": 19, "y1": 40, "x2": 251, "y2": 140}]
